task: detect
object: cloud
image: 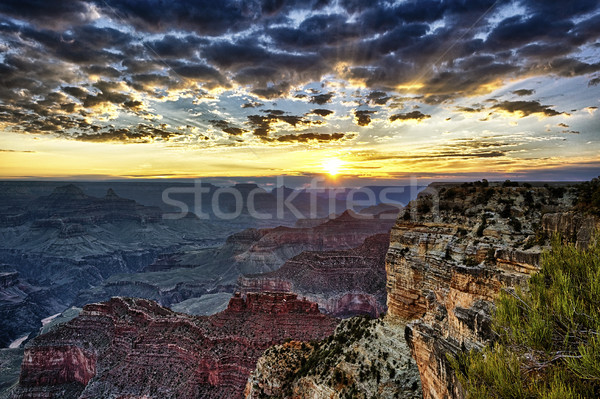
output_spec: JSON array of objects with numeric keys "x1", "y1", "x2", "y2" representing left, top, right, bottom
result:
[
  {"x1": 389, "y1": 110, "x2": 431, "y2": 122},
  {"x1": 270, "y1": 132, "x2": 348, "y2": 143},
  {"x1": 308, "y1": 109, "x2": 334, "y2": 117},
  {"x1": 309, "y1": 93, "x2": 334, "y2": 105},
  {"x1": 0, "y1": 149, "x2": 35, "y2": 153},
  {"x1": 74, "y1": 124, "x2": 193, "y2": 143},
  {"x1": 512, "y1": 89, "x2": 535, "y2": 96},
  {"x1": 491, "y1": 100, "x2": 565, "y2": 118},
  {"x1": 366, "y1": 91, "x2": 391, "y2": 105},
  {"x1": 456, "y1": 106, "x2": 484, "y2": 113},
  {"x1": 0, "y1": 0, "x2": 599, "y2": 155},
  {"x1": 210, "y1": 120, "x2": 248, "y2": 136},
  {"x1": 0, "y1": 0, "x2": 97, "y2": 28},
  {"x1": 246, "y1": 110, "x2": 321, "y2": 136},
  {"x1": 354, "y1": 110, "x2": 376, "y2": 126},
  {"x1": 241, "y1": 100, "x2": 264, "y2": 108}
]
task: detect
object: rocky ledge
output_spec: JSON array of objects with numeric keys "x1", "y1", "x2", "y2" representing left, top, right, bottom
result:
[
  {"x1": 386, "y1": 182, "x2": 598, "y2": 398},
  {"x1": 12, "y1": 294, "x2": 338, "y2": 399},
  {"x1": 245, "y1": 316, "x2": 422, "y2": 399}
]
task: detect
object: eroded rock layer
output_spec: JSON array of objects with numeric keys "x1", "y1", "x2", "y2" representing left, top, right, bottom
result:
[
  {"x1": 245, "y1": 316, "x2": 422, "y2": 399},
  {"x1": 239, "y1": 233, "x2": 390, "y2": 318},
  {"x1": 386, "y1": 183, "x2": 597, "y2": 399},
  {"x1": 13, "y1": 294, "x2": 338, "y2": 399}
]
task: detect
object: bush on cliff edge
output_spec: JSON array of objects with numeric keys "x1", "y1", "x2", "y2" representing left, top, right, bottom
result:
[{"x1": 451, "y1": 236, "x2": 600, "y2": 398}]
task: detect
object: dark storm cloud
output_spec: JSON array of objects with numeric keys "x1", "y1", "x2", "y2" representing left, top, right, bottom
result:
[
  {"x1": 491, "y1": 100, "x2": 565, "y2": 117},
  {"x1": 270, "y1": 132, "x2": 348, "y2": 143},
  {"x1": 82, "y1": 65, "x2": 122, "y2": 78},
  {"x1": 246, "y1": 110, "x2": 322, "y2": 136},
  {"x1": 94, "y1": 0, "x2": 332, "y2": 35},
  {"x1": 309, "y1": 93, "x2": 334, "y2": 105},
  {"x1": 389, "y1": 110, "x2": 431, "y2": 122},
  {"x1": 512, "y1": 89, "x2": 535, "y2": 96},
  {"x1": 308, "y1": 109, "x2": 334, "y2": 117},
  {"x1": 74, "y1": 123, "x2": 190, "y2": 143},
  {"x1": 241, "y1": 100, "x2": 264, "y2": 108},
  {"x1": 210, "y1": 120, "x2": 248, "y2": 136},
  {"x1": 147, "y1": 35, "x2": 207, "y2": 58},
  {"x1": 251, "y1": 82, "x2": 292, "y2": 99},
  {"x1": 17, "y1": 25, "x2": 131, "y2": 65},
  {"x1": 0, "y1": 0, "x2": 599, "y2": 143},
  {"x1": 62, "y1": 86, "x2": 89, "y2": 99},
  {"x1": 172, "y1": 63, "x2": 230, "y2": 87},
  {"x1": 366, "y1": 91, "x2": 391, "y2": 105},
  {"x1": 485, "y1": 14, "x2": 575, "y2": 52},
  {"x1": 82, "y1": 81, "x2": 135, "y2": 109},
  {"x1": 95, "y1": 0, "x2": 249, "y2": 35},
  {"x1": 267, "y1": 13, "x2": 361, "y2": 48},
  {"x1": 0, "y1": 0, "x2": 95, "y2": 28},
  {"x1": 354, "y1": 110, "x2": 376, "y2": 127}
]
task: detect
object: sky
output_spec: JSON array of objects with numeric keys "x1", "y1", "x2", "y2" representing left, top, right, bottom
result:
[{"x1": 0, "y1": 0, "x2": 599, "y2": 182}]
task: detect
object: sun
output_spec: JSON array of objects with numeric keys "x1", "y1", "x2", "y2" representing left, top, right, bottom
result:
[{"x1": 322, "y1": 158, "x2": 343, "y2": 176}]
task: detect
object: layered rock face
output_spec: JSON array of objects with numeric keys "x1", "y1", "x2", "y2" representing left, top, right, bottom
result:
[
  {"x1": 0, "y1": 270, "x2": 47, "y2": 348},
  {"x1": 79, "y1": 210, "x2": 394, "y2": 311},
  {"x1": 385, "y1": 183, "x2": 596, "y2": 399},
  {"x1": 230, "y1": 210, "x2": 395, "y2": 276},
  {"x1": 13, "y1": 294, "x2": 338, "y2": 399},
  {"x1": 239, "y1": 233, "x2": 390, "y2": 317},
  {"x1": 245, "y1": 316, "x2": 422, "y2": 399}
]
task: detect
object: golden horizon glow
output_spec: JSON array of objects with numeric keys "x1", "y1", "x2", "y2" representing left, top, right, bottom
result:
[{"x1": 322, "y1": 158, "x2": 344, "y2": 176}]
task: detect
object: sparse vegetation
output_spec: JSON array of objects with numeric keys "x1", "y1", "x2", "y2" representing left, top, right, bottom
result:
[{"x1": 450, "y1": 236, "x2": 600, "y2": 398}]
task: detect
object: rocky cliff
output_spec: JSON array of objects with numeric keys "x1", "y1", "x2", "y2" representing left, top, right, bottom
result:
[
  {"x1": 239, "y1": 233, "x2": 390, "y2": 318},
  {"x1": 245, "y1": 316, "x2": 422, "y2": 399},
  {"x1": 12, "y1": 294, "x2": 338, "y2": 399},
  {"x1": 385, "y1": 182, "x2": 598, "y2": 398}
]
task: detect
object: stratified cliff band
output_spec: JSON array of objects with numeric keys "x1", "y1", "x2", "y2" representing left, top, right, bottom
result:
[{"x1": 13, "y1": 294, "x2": 338, "y2": 399}]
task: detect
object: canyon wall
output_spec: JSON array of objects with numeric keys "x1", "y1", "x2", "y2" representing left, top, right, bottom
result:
[
  {"x1": 13, "y1": 294, "x2": 338, "y2": 399},
  {"x1": 385, "y1": 183, "x2": 598, "y2": 399},
  {"x1": 239, "y1": 233, "x2": 390, "y2": 318}
]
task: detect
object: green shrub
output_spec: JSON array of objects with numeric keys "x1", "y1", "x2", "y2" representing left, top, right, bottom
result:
[{"x1": 451, "y1": 236, "x2": 600, "y2": 398}]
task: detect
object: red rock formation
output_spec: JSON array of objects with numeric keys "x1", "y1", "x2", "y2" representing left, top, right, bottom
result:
[
  {"x1": 239, "y1": 233, "x2": 390, "y2": 317},
  {"x1": 13, "y1": 294, "x2": 338, "y2": 399}
]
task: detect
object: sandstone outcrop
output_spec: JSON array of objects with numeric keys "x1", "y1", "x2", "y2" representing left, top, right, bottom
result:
[
  {"x1": 386, "y1": 182, "x2": 597, "y2": 399},
  {"x1": 245, "y1": 316, "x2": 422, "y2": 399},
  {"x1": 13, "y1": 294, "x2": 338, "y2": 399},
  {"x1": 239, "y1": 233, "x2": 390, "y2": 317}
]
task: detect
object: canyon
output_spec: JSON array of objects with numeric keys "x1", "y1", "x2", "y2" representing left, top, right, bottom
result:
[
  {"x1": 0, "y1": 181, "x2": 398, "y2": 348},
  {"x1": 76, "y1": 209, "x2": 394, "y2": 310},
  {"x1": 6, "y1": 180, "x2": 598, "y2": 399},
  {"x1": 0, "y1": 184, "x2": 227, "y2": 347},
  {"x1": 12, "y1": 293, "x2": 338, "y2": 399}
]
